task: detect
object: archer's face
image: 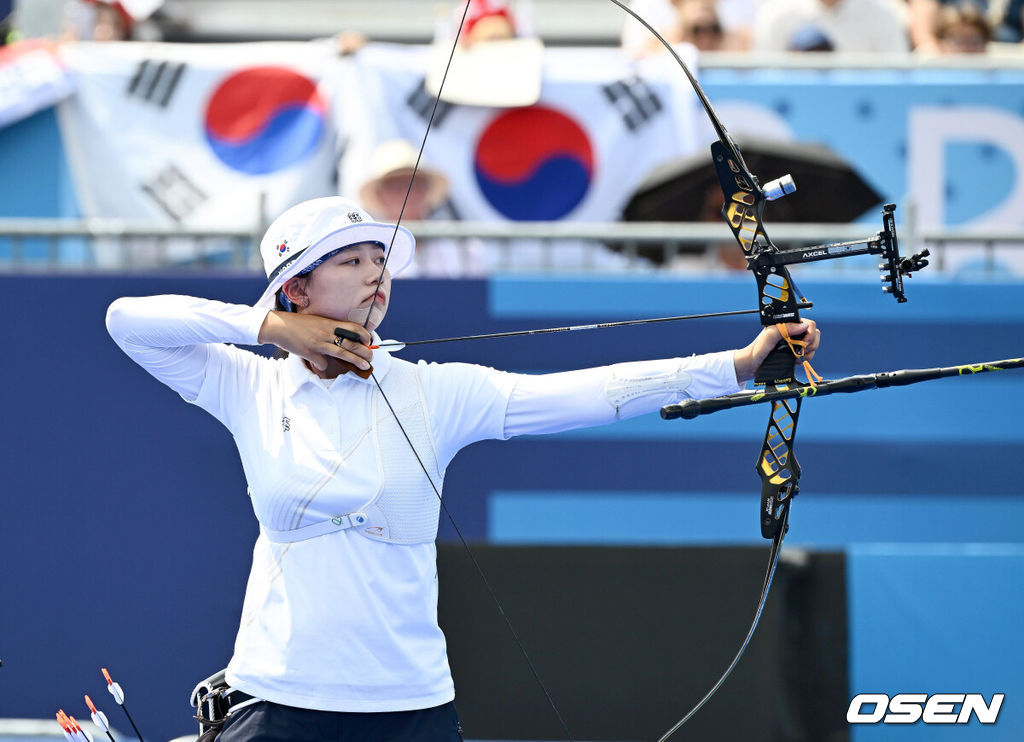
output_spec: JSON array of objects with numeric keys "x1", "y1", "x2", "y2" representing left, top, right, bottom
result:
[{"x1": 305, "y1": 242, "x2": 392, "y2": 331}]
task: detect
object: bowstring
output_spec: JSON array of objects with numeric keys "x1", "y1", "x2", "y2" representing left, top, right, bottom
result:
[
  {"x1": 657, "y1": 509, "x2": 789, "y2": 741},
  {"x1": 358, "y1": 3, "x2": 575, "y2": 739},
  {"x1": 371, "y1": 375, "x2": 574, "y2": 741},
  {"x1": 361, "y1": 3, "x2": 469, "y2": 331}
]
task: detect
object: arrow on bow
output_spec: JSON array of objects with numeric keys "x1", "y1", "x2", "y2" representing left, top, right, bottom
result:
[{"x1": 361, "y1": 303, "x2": 813, "y2": 352}]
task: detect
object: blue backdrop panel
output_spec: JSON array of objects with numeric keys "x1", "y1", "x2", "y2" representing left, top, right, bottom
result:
[
  {"x1": 1, "y1": 273, "x2": 1022, "y2": 741},
  {"x1": 0, "y1": 274, "x2": 263, "y2": 740},
  {"x1": 848, "y1": 545, "x2": 1024, "y2": 741},
  {"x1": 703, "y1": 67, "x2": 1024, "y2": 226},
  {"x1": 0, "y1": 108, "x2": 85, "y2": 264},
  {"x1": 490, "y1": 491, "x2": 1024, "y2": 547},
  {"x1": 0, "y1": 109, "x2": 74, "y2": 219}
]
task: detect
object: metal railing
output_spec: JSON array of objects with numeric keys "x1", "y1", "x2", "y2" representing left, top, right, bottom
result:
[{"x1": 1, "y1": 218, "x2": 1023, "y2": 276}]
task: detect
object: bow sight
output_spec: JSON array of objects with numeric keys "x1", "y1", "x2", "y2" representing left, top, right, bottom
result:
[
  {"x1": 743, "y1": 200, "x2": 930, "y2": 303},
  {"x1": 711, "y1": 139, "x2": 931, "y2": 310}
]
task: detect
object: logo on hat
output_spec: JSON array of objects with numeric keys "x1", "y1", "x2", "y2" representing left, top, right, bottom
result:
[
  {"x1": 347, "y1": 211, "x2": 363, "y2": 223},
  {"x1": 277, "y1": 239, "x2": 289, "y2": 254}
]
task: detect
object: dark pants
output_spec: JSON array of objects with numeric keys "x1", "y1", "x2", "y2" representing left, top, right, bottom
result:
[{"x1": 217, "y1": 699, "x2": 463, "y2": 742}]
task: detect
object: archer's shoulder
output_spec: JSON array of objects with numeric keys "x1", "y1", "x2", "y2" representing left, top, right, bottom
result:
[
  {"x1": 411, "y1": 358, "x2": 515, "y2": 398},
  {"x1": 411, "y1": 357, "x2": 503, "y2": 379},
  {"x1": 205, "y1": 342, "x2": 283, "y2": 381}
]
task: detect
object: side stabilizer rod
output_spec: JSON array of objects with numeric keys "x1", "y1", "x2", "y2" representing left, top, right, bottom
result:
[{"x1": 662, "y1": 357, "x2": 1024, "y2": 420}]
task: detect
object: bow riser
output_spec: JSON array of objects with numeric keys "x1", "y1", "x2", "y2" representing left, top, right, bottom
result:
[
  {"x1": 714, "y1": 130, "x2": 806, "y2": 540},
  {"x1": 712, "y1": 141, "x2": 807, "y2": 327}
]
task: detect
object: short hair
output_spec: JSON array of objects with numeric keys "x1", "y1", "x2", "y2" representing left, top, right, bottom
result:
[{"x1": 937, "y1": 3, "x2": 992, "y2": 43}]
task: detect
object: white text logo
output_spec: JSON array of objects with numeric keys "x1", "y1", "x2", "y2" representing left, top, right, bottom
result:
[{"x1": 847, "y1": 693, "x2": 1004, "y2": 724}]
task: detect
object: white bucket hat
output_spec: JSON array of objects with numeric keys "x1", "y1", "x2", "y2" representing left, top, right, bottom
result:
[{"x1": 255, "y1": 196, "x2": 415, "y2": 311}]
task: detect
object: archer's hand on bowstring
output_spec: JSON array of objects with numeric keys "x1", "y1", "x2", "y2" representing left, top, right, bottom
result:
[
  {"x1": 258, "y1": 311, "x2": 374, "y2": 374},
  {"x1": 732, "y1": 320, "x2": 820, "y2": 384}
]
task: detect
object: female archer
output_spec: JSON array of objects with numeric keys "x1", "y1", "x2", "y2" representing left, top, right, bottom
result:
[{"x1": 106, "y1": 196, "x2": 819, "y2": 742}]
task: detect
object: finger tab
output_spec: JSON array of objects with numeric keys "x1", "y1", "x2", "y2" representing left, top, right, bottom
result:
[{"x1": 334, "y1": 327, "x2": 362, "y2": 343}]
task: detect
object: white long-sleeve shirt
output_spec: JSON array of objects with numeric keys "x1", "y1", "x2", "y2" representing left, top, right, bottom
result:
[{"x1": 105, "y1": 294, "x2": 741, "y2": 712}]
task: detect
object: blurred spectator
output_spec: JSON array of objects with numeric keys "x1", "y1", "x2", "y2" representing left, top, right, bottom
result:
[
  {"x1": 620, "y1": 0, "x2": 726, "y2": 55},
  {"x1": 62, "y1": 0, "x2": 164, "y2": 41},
  {"x1": 621, "y1": 0, "x2": 679, "y2": 56},
  {"x1": 358, "y1": 139, "x2": 485, "y2": 277},
  {"x1": 905, "y1": 0, "x2": 1024, "y2": 50},
  {"x1": 907, "y1": 0, "x2": 988, "y2": 50},
  {"x1": 335, "y1": 30, "x2": 368, "y2": 56},
  {"x1": 935, "y1": 3, "x2": 992, "y2": 51},
  {"x1": 461, "y1": 0, "x2": 516, "y2": 45},
  {"x1": 996, "y1": 0, "x2": 1023, "y2": 41},
  {"x1": 678, "y1": 185, "x2": 749, "y2": 271},
  {"x1": 909, "y1": 0, "x2": 942, "y2": 50},
  {"x1": 676, "y1": 0, "x2": 726, "y2": 52},
  {"x1": 715, "y1": 0, "x2": 767, "y2": 49},
  {"x1": 787, "y1": 24, "x2": 835, "y2": 51},
  {"x1": 1, "y1": 0, "x2": 16, "y2": 46},
  {"x1": 621, "y1": 0, "x2": 762, "y2": 55},
  {"x1": 426, "y1": 0, "x2": 541, "y2": 108},
  {"x1": 754, "y1": 0, "x2": 910, "y2": 53},
  {"x1": 334, "y1": 1, "x2": 519, "y2": 58},
  {"x1": 90, "y1": 1, "x2": 130, "y2": 40},
  {"x1": 360, "y1": 140, "x2": 449, "y2": 224}
]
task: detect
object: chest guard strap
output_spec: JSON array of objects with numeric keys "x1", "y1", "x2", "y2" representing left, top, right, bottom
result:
[{"x1": 262, "y1": 360, "x2": 445, "y2": 545}]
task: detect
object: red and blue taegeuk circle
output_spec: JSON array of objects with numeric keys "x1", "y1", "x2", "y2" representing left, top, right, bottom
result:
[
  {"x1": 204, "y1": 67, "x2": 326, "y2": 175},
  {"x1": 474, "y1": 105, "x2": 594, "y2": 221}
]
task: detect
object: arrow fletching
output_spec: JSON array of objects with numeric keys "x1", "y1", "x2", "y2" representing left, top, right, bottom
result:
[
  {"x1": 56, "y1": 711, "x2": 75, "y2": 742},
  {"x1": 100, "y1": 667, "x2": 145, "y2": 741},
  {"x1": 69, "y1": 716, "x2": 93, "y2": 742},
  {"x1": 101, "y1": 668, "x2": 125, "y2": 704},
  {"x1": 84, "y1": 695, "x2": 110, "y2": 732}
]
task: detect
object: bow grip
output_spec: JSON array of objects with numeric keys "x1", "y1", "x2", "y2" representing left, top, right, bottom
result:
[{"x1": 754, "y1": 333, "x2": 804, "y2": 386}]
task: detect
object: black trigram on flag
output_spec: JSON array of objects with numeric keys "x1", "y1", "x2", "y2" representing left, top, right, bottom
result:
[
  {"x1": 602, "y1": 76, "x2": 663, "y2": 132},
  {"x1": 140, "y1": 164, "x2": 207, "y2": 222},
  {"x1": 406, "y1": 79, "x2": 454, "y2": 127},
  {"x1": 126, "y1": 59, "x2": 186, "y2": 108}
]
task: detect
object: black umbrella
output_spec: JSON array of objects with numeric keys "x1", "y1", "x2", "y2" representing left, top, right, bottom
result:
[{"x1": 623, "y1": 135, "x2": 883, "y2": 224}]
